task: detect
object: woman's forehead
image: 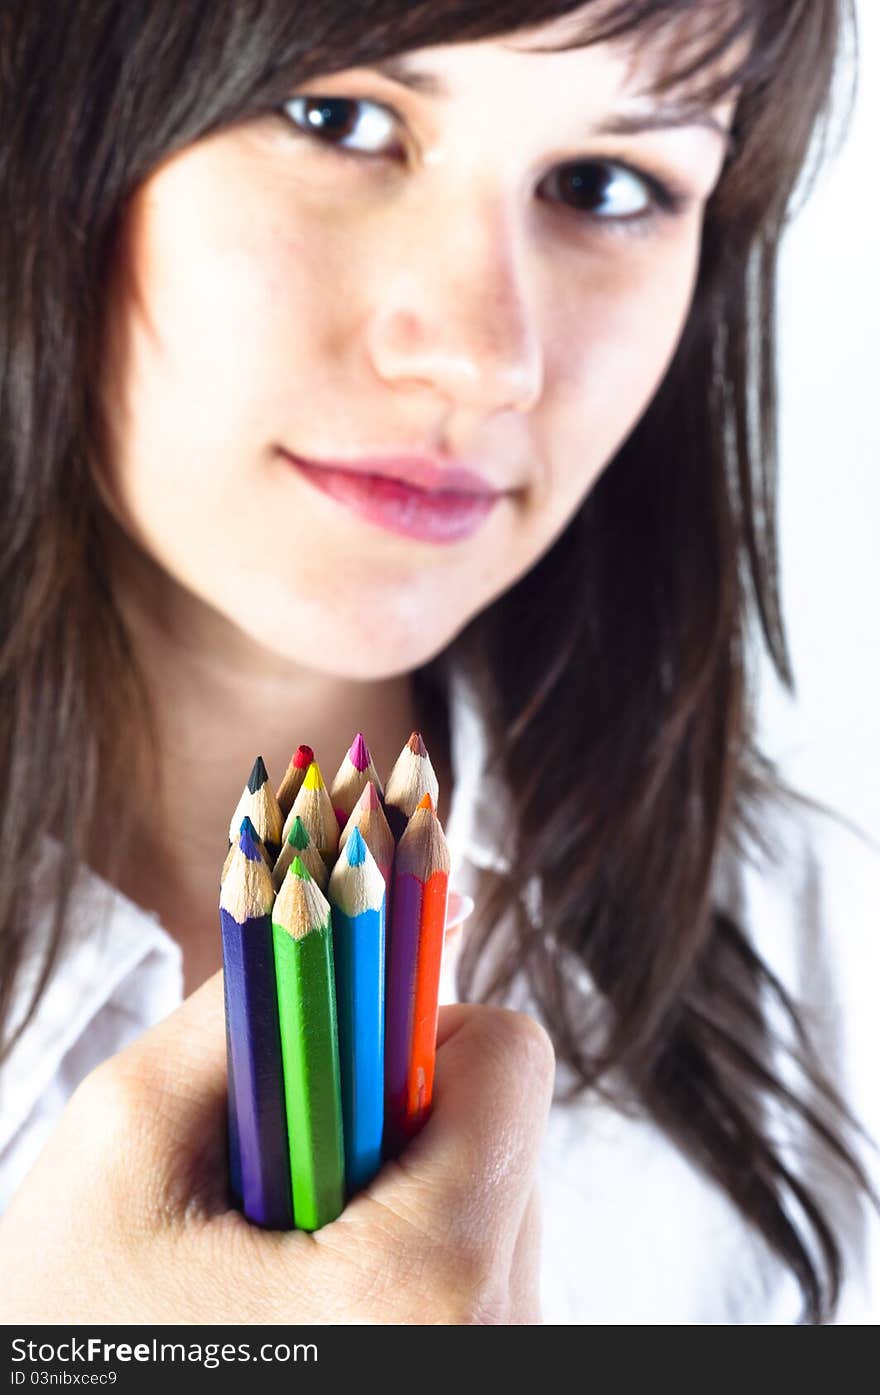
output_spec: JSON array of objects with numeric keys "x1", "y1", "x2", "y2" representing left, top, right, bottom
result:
[{"x1": 378, "y1": 0, "x2": 752, "y2": 109}]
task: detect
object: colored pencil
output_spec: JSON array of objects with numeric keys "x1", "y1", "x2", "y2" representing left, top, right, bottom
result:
[
  {"x1": 221, "y1": 815, "x2": 271, "y2": 884},
  {"x1": 281, "y1": 760, "x2": 339, "y2": 866},
  {"x1": 219, "y1": 824, "x2": 293, "y2": 1230},
  {"x1": 384, "y1": 731, "x2": 440, "y2": 841},
  {"x1": 329, "y1": 732, "x2": 385, "y2": 831},
  {"x1": 328, "y1": 827, "x2": 386, "y2": 1193},
  {"x1": 272, "y1": 857, "x2": 345, "y2": 1231},
  {"x1": 338, "y1": 781, "x2": 395, "y2": 900},
  {"x1": 273, "y1": 813, "x2": 328, "y2": 892},
  {"x1": 276, "y1": 744, "x2": 315, "y2": 819},
  {"x1": 228, "y1": 755, "x2": 284, "y2": 862},
  {"x1": 384, "y1": 793, "x2": 450, "y2": 1154}
]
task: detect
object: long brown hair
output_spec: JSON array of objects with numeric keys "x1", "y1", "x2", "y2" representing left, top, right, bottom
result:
[{"x1": 1, "y1": 0, "x2": 872, "y2": 1322}]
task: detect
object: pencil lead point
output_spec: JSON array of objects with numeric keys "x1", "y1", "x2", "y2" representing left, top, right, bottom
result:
[
  {"x1": 247, "y1": 755, "x2": 268, "y2": 793},
  {"x1": 238, "y1": 822, "x2": 264, "y2": 862},
  {"x1": 346, "y1": 826, "x2": 367, "y2": 866},
  {"x1": 348, "y1": 732, "x2": 370, "y2": 772},
  {"x1": 294, "y1": 744, "x2": 314, "y2": 769},
  {"x1": 289, "y1": 855, "x2": 312, "y2": 882},
  {"x1": 303, "y1": 761, "x2": 325, "y2": 791},
  {"x1": 359, "y1": 781, "x2": 380, "y2": 811},
  {"x1": 287, "y1": 816, "x2": 310, "y2": 850},
  {"x1": 407, "y1": 731, "x2": 427, "y2": 756}
]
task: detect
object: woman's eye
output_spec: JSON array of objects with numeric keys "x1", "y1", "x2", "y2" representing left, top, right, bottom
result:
[
  {"x1": 282, "y1": 95, "x2": 400, "y2": 157},
  {"x1": 280, "y1": 96, "x2": 685, "y2": 228},
  {"x1": 538, "y1": 160, "x2": 681, "y2": 223}
]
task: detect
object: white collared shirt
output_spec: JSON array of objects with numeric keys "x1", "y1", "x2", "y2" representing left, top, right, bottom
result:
[{"x1": 1, "y1": 659, "x2": 878, "y2": 1323}]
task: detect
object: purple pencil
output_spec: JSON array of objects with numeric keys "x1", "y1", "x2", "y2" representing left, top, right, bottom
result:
[
  {"x1": 383, "y1": 795, "x2": 449, "y2": 1154},
  {"x1": 220, "y1": 824, "x2": 292, "y2": 1229}
]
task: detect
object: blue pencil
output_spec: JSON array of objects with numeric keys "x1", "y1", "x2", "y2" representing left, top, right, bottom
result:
[
  {"x1": 220, "y1": 823, "x2": 293, "y2": 1229},
  {"x1": 327, "y1": 826, "x2": 386, "y2": 1193}
]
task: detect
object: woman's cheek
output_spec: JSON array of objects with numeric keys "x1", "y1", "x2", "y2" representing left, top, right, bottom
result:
[{"x1": 539, "y1": 225, "x2": 704, "y2": 487}]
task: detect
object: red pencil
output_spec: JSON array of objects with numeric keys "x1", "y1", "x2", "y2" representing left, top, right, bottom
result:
[
  {"x1": 276, "y1": 744, "x2": 315, "y2": 819},
  {"x1": 383, "y1": 793, "x2": 449, "y2": 1154}
]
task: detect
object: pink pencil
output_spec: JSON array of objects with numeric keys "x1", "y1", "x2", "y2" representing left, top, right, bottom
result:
[{"x1": 329, "y1": 732, "x2": 385, "y2": 832}]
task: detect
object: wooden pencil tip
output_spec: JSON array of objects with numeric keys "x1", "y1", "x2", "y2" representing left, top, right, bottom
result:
[
  {"x1": 247, "y1": 755, "x2": 268, "y2": 793},
  {"x1": 289, "y1": 854, "x2": 312, "y2": 882},
  {"x1": 303, "y1": 761, "x2": 324, "y2": 791},
  {"x1": 294, "y1": 744, "x2": 314, "y2": 769},
  {"x1": 287, "y1": 815, "x2": 310, "y2": 850},
  {"x1": 417, "y1": 792, "x2": 434, "y2": 812},
  {"x1": 407, "y1": 731, "x2": 428, "y2": 756},
  {"x1": 348, "y1": 732, "x2": 370, "y2": 771}
]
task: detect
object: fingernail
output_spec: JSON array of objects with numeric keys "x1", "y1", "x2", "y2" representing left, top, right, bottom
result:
[{"x1": 445, "y1": 893, "x2": 475, "y2": 931}]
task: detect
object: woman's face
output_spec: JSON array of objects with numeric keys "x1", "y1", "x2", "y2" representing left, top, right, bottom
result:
[{"x1": 101, "y1": 13, "x2": 734, "y2": 678}]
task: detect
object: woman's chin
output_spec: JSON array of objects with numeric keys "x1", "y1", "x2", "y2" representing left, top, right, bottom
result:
[{"x1": 224, "y1": 594, "x2": 464, "y2": 681}]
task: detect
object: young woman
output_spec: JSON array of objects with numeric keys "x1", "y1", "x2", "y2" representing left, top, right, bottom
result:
[{"x1": 0, "y1": 0, "x2": 876, "y2": 1323}]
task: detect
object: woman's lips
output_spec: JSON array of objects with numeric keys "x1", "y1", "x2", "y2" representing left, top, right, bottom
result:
[{"x1": 281, "y1": 450, "x2": 505, "y2": 544}]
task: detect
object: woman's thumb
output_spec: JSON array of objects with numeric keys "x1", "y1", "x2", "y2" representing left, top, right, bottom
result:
[{"x1": 363, "y1": 1004, "x2": 556, "y2": 1256}]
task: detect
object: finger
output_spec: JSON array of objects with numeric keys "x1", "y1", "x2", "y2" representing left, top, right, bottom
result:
[
  {"x1": 444, "y1": 890, "x2": 475, "y2": 932},
  {"x1": 509, "y1": 1185, "x2": 543, "y2": 1323},
  {"x1": 368, "y1": 1005, "x2": 555, "y2": 1254}
]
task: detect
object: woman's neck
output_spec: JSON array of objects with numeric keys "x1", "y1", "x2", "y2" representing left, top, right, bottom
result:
[{"x1": 97, "y1": 526, "x2": 452, "y2": 993}]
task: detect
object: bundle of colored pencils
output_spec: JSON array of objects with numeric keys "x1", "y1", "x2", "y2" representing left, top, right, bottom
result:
[{"x1": 219, "y1": 732, "x2": 450, "y2": 1231}]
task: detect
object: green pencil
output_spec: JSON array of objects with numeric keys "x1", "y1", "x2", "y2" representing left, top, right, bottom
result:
[{"x1": 272, "y1": 855, "x2": 345, "y2": 1231}]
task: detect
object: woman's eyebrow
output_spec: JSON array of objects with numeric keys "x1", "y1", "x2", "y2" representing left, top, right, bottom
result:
[
  {"x1": 594, "y1": 105, "x2": 734, "y2": 151},
  {"x1": 371, "y1": 57, "x2": 733, "y2": 151},
  {"x1": 372, "y1": 57, "x2": 446, "y2": 95}
]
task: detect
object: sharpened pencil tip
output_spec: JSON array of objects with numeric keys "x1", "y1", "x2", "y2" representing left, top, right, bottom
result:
[
  {"x1": 346, "y1": 826, "x2": 367, "y2": 866},
  {"x1": 407, "y1": 731, "x2": 428, "y2": 756},
  {"x1": 289, "y1": 855, "x2": 312, "y2": 882},
  {"x1": 303, "y1": 761, "x2": 325, "y2": 791},
  {"x1": 358, "y1": 781, "x2": 380, "y2": 812},
  {"x1": 348, "y1": 732, "x2": 370, "y2": 771},
  {"x1": 247, "y1": 755, "x2": 268, "y2": 793},
  {"x1": 287, "y1": 815, "x2": 310, "y2": 850},
  {"x1": 294, "y1": 744, "x2": 314, "y2": 769},
  {"x1": 238, "y1": 823, "x2": 264, "y2": 861},
  {"x1": 417, "y1": 792, "x2": 434, "y2": 812}
]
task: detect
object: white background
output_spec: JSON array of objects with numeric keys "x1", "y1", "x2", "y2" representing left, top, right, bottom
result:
[{"x1": 759, "y1": 0, "x2": 879, "y2": 847}]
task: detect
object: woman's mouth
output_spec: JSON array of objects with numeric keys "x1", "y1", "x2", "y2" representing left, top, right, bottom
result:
[{"x1": 279, "y1": 449, "x2": 506, "y2": 544}]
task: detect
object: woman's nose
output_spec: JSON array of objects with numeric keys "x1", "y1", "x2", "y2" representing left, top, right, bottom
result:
[{"x1": 363, "y1": 194, "x2": 544, "y2": 417}]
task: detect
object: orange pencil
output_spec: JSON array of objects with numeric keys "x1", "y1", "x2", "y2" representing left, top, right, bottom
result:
[{"x1": 383, "y1": 793, "x2": 449, "y2": 1154}]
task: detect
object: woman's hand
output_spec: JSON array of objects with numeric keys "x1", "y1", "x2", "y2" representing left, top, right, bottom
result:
[{"x1": 0, "y1": 971, "x2": 554, "y2": 1323}]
